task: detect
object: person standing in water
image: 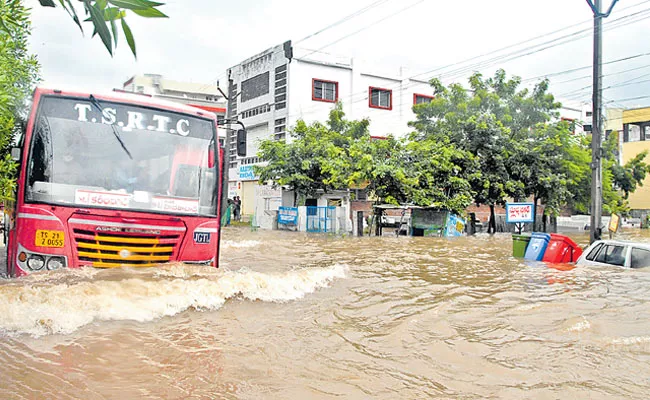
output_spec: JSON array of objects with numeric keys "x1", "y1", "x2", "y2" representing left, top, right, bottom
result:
[{"x1": 233, "y1": 196, "x2": 241, "y2": 221}]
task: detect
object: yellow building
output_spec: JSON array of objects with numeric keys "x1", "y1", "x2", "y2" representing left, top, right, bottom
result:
[{"x1": 622, "y1": 106, "x2": 650, "y2": 212}]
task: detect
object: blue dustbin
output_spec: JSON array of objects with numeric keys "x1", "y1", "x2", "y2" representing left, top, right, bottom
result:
[{"x1": 524, "y1": 232, "x2": 551, "y2": 261}]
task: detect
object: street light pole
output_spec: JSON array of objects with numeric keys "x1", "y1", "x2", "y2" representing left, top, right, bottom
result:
[
  {"x1": 586, "y1": 0, "x2": 618, "y2": 243},
  {"x1": 590, "y1": 0, "x2": 603, "y2": 243}
]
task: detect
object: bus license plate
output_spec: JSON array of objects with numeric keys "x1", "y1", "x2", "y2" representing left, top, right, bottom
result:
[{"x1": 35, "y1": 230, "x2": 65, "y2": 248}]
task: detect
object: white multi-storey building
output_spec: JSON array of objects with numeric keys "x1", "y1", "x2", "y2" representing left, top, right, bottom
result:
[
  {"x1": 225, "y1": 41, "x2": 436, "y2": 218},
  {"x1": 120, "y1": 74, "x2": 228, "y2": 147},
  {"x1": 121, "y1": 74, "x2": 227, "y2": 122}
]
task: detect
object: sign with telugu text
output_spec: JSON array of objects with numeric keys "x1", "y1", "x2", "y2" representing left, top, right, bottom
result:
[
  {"x1": 75, "y1": 189, "x2": 130, "y2": 209},
  {"x1": 238, "y1": 165, "x2": 257, "y2": 180},
  {"x1": 152, "y1": 197, "x2": 199, "y2": 214},
  {"x1": 505, "y1": 202, "x2": 535, "y2": 223},
  {"x1": 278, "y1": 207, "x2": 299, "y2": 225}
]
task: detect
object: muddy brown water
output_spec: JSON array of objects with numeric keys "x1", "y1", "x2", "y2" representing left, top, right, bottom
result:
[{"x1": 1, "y1": 228, "x2": 650, "y2": 399}]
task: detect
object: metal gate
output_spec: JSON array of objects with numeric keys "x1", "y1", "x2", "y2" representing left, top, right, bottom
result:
[{"x1": 306, "y1": 206, "x2": 336, "y2": 233}]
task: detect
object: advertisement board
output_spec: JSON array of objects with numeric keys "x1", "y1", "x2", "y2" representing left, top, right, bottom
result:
[
  {"x1": 278, "y1": 207, "x2": 299, "y2": 225},
  {"x1": 505, "y1": 202, "x2": 535, "y2": 223}
]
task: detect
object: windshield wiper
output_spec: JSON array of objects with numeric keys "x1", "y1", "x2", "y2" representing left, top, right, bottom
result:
[{"x1": 88, "y1": 95, "x2": 133, "y2": 160}]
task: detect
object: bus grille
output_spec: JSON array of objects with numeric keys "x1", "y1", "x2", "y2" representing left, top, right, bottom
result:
[{"x1": 72, "y1": 228, "x2": 182, "y2": 268}]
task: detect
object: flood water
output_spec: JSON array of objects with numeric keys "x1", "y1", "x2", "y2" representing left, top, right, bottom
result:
[{"x1": 1, "y1": 228, "x2": 650, "y2": 399}]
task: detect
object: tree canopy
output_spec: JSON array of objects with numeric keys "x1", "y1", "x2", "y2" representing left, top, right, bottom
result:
[
  {"x1": 0, "y1": 0, "x2": 39, "y2": 199},
  {"x1": 0, "y1": 0, "x2": 167, "y2": 58},
  {"x1": 255, "y1": 103, "x2": 476, "y2": 214},
  {"x1": 410, "y1": 69, "x2": 565, "y2": 231},
  {"x1": 256, "y1": 69, "x2": 650, "y2": 231}
]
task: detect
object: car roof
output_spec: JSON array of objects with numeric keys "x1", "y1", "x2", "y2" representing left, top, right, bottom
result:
[{"x1": 590, "y1": 239, "x2": 650, "y2": 250}]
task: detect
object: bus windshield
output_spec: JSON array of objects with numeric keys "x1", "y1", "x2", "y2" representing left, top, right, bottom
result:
[{"x1": 25, "y1": 96, "x2": 218, "y2": 216}]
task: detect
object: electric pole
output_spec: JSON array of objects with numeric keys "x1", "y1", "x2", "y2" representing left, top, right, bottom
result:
[{"x1": 587, "y1": 0, "x2": 618, "y2": 244}]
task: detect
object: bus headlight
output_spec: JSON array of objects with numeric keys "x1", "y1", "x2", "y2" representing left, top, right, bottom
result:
[
  {"x1": 27, "y1": 255, "x2": 45, "y2": 271},
  {"x1": 16, "y1": 244, "x2": 68, "y2": 274},
  {"x1": 47, "y1": 257, "x2": 65, "y2": 270}
]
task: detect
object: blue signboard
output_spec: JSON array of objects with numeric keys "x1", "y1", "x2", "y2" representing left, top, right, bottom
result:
[
  {"x1": 238, "y1": 165, "x2": 257, "y2": 180},
  {"x1": 278, "y1": 207, "x2": 299, "y2": 225},
  {"x1": 505, "y1": 202, "x2": 535, "y2": 223}
]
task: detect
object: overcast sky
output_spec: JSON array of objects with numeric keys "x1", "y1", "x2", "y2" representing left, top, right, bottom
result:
[{"x1": 28, "y1": 0, "x2": 650, "y2": 111}]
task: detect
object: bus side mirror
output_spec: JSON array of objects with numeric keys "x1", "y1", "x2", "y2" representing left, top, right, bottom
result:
[
  {"x1": 237, "y1": 129, "x2": 247, "y2": 157},
  {"x1": 10, "y1": 147, "x2": 21, "y2": 161}
]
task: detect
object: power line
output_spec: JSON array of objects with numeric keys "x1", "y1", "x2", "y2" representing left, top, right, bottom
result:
[
  {"x1": 202, "y1": 1, "x2": 403, "y2": 95},
  {"x1": 291, "y1": 7, "x2": 650, "y2": 118},
  {"x1": 522, "y1": 52, "x2": 650, "y2": 83},
  {"x1": 429, "y1": 8, "x2": 650, "y2": 83},
  {"x1": 559, "y1": 70, "x2": 650, "y2": 100},
  {"x1": 288, "y1": 18, "x2": 650, "y2": 123},
  {"x1": 551, "y1": 62, "x2": 650, "y2": 87},
  {"x1": 407, "y1": 0, "x2": 650, "y2": 82},
  {"x1": 603, "y1": 95, "x2": 634, "y2": 111},
  {"x1": 196, "y1": 71, "x2": 228, "y2": 93},
  {"x1": 201, "y1": 1, "x2": 395, "y2": 94},
  {"x1": 260, "y1": 1, "x2": 650, "y2": 124},
  {"x1": 232, "y1": 0, "x2": 650, "y2": 122},
  {"x1": 295, "y1": 0, "x2": 392, "y2": 45},
  {"x1": 606, "y1": 95, "x2": 650, "y2": 103},
  {"x1": 297, "y1": 0, "x2": 425, "y2": 61}
]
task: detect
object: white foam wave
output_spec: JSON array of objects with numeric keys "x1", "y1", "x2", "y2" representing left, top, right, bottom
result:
[
  {"x1": 222, "y1": 240, "x2": 261, "y2": 249},
  {"x1": 611, "y1": 336, "x2": 650, "y2": 346},
  {"x1": 567, "y1": 317, "x2": 591, "y2": 333},
  {"x1": 0, "y1": 264, "x2": 347, "y2": 337}
]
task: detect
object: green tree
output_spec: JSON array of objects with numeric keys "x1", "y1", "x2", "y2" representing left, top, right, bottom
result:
[
  {"x1": 411, "y1": 69, "x2": 560, "y2": 142},
  {"x1": 255, "y1": 103, "x2": 371, "y2": 206},
  {"x1": 510, "y1": 121, "x2": 589, "y2": 218},
  {"x1": 0, "y1": 0, "x2": 39, "y2": 199},
  {"x1": 0, "y1": 0, "x2": 168, "y2": 58},
  {"x1": 612, "y1": 151, "x2": 650, "y2": 198},
  {"x1": 411, "y1": 70, "x2": 560, "y2": 232},
  {"x1": 402, "y1": 134, "x2": 477, "y2": 215},
  {"x1": 256, "y1": 103, "x2": 475, "y2": 214}
]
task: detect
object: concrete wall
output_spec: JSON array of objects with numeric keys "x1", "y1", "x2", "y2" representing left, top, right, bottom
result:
[
  {"x1": 606, "y1": 108, "x2": 624, "y2": 132},
  {"x1": 253, "y1": 185, "x2": 283, "y2": 230},
  {"x1": 623, "y1": 107, "x2": 650, "y2": 125},
  {"x1": 622, "y1": 140, "x2": 650, "y2": 210},
  {"x1": 622, "y1": 107, "x2": 650, "y2": 211}
]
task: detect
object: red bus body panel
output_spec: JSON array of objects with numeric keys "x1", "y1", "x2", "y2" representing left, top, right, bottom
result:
[{"x1": 6, "y1": 88, "x2": 223, "y2": 277}]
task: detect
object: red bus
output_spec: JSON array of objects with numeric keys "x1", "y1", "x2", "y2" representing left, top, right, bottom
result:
[{"x1": 4, "y1": 87, "x2": 244, "y2": 277}]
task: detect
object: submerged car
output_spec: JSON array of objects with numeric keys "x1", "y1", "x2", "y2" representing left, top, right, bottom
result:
[{"x1": 576, "y1": 240, "x2": 650, "y2": 268}]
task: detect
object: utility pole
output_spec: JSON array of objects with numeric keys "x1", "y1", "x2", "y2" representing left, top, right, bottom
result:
[{"x1": 586, "y1": 0, "x2": 618, "y2": 244}]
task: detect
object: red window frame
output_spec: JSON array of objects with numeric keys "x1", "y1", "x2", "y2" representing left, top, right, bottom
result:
[
  {"x1": 561, "y1": 117, "x2": 576, "y2": 133},
  {"x1": 369, "y1": 87, "x2": 392, "y2": 110},
  {"x1": 413, "y1": 93, "x2": 434, "y2": 105},
  {"x1": 312, "y1": 78, "x2": 339, "y2": 103}
]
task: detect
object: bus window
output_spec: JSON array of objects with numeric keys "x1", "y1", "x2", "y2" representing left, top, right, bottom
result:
[{"x1": 172, "y1": 165, "x2": 200, "y2": 198}]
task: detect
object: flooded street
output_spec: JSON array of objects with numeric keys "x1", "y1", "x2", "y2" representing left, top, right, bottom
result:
[{"x1": 1, "y1": 228, "x2": 650, "y2": 399}]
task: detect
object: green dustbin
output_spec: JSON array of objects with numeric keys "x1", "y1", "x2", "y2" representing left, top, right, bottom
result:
[{"x1": 512, "y1": 234, "x2": 531, "y2": 258}]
